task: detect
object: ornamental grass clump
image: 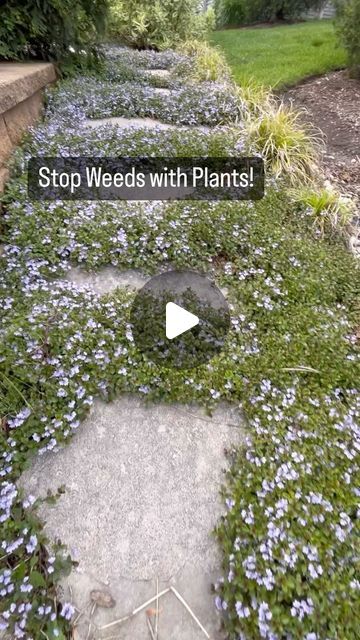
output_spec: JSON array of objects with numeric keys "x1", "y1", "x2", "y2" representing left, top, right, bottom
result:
[
  {"x1": 245, "y1": 102, "x2": 321, "y2": 185},
  {"x1": 291, "y1": 185, "x2": 355, "y2": 237},
  {"x1": 236, "y1": 79, "x2": 275, "y2": 115}
]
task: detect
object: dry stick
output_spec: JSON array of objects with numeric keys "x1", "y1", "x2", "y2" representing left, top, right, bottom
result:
[
  {"x1": 74, "y1": 605, "x2": 99, "y2": 629},
  {"x1": 73, "y1": 601, "x2": 92, "y2": 626},
  {"x1": 86, "y1": 602, "x2": 97, "y2": 640},
  {"x1": 147, "y1": 616, "x2": 156, "y2": 640},
  {"x1": 281, "y1": 366, "x2": 321, "y2": 373},
  {"x1": 99, "y1": 588, "x2": 171, "y2": 631},
  {"x1": 155, "y1": 578, "x2": 159, "y2": 640},
  {"x1": 170, "y1": 587, "x2": 211, "y2": 639}
]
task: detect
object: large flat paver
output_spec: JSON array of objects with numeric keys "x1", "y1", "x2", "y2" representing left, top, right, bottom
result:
[
  {"x1": 84, "y1": 116, "x2": 176, "y2": 130},
  {"x1": 21, "y1": 396, "x2": 245, "y2": 639}
]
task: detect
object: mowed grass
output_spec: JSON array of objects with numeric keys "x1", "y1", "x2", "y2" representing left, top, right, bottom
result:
[{"x1": 210, "y1": 20, "x2": 346, "y2": 88}]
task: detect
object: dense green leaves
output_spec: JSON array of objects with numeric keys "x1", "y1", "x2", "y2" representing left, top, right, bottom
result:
[
  {"x1": 214, "y1": 0, "x2": 326, "y2": 27},
  {"x1": 336, "y1": 0, "x2": 360, "y2": 78},
  {"x1": 0, "y1": 0, "x2": 109, "y2": 70},
  {"x1": 108, "y1": 0, "x2": 212, "y2": 49}
]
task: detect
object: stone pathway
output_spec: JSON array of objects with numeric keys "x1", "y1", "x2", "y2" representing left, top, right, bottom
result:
[
  {"x1": 19, "y1": 50, "x2": 246, "y2": 639},
  {"x1": 21, "y1": 397, "x2": 245, "y2": 639}
]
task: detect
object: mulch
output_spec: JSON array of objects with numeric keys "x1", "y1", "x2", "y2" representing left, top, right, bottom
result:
[{"x1": 285, "y1": 70, "x2": 360, "y2": 206}]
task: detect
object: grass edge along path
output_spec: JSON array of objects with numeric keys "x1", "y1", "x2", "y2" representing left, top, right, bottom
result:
[
  {"x1": 210, "y1": 20, "x2": 347, "y2": 89},
  {"x1": 0, "y1": 46, "x2": 359, "y2": 640}
]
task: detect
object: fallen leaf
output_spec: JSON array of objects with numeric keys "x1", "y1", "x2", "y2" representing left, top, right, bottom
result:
[{"x1": 146, "y1": 607, "x2": 162, "y2": 617}]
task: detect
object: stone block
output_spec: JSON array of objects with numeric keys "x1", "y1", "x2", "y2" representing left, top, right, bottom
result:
[
  {"x1": 0, "y1": 62, "x2": 56, "y2": 114},
  {"x1": 0, "y1": 167, "x2": 10, "y2": 192},
  {"x1": 3, "y1": 89, "x2": 44, "y2": 145}
]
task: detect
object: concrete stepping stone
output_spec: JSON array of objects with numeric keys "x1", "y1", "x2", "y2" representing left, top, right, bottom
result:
[
  {"x1": 66, "y1": 267, "x2": 231, "y2": 299},
  {"x1": 21, "y1": 396, "x2": 245, "y2": 639},
  {"x1": 84, "y1": 116, "x2": 176, "y2": 130},
  {"x1": 65, "y1": 266, "x2": 148, "y2": 295},
  {"x1": 145, "y1": 69, "x2": 171, "y2": 79},
  {"x1": 152, "y1": 87, "x2": 172, "y2": 96}
]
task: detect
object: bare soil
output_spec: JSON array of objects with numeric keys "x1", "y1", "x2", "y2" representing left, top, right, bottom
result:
[{"x1": 285, "y1": 70, "x2": 360, "y2": 204}]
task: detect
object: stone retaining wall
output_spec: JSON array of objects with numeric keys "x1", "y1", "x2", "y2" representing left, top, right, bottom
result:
[{"x1": 0, "y1": 62, "x2": 56, "y2": 192}]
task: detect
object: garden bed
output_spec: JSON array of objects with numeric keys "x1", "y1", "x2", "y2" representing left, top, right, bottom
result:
[
  {"x1": 286, "y1": 70, "x2": 360, "y2": 203},
  {"x1": 0, "y1": 46, "x2": 359, "y2": 640}
]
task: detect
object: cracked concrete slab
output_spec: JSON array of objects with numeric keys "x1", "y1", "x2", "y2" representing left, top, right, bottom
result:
[
  {"x1": 21, "y1": 396, "x2": 245, "y2": 639},
  {"x1": 65, "y1": 266, "x2": 148, "y2": 295}
]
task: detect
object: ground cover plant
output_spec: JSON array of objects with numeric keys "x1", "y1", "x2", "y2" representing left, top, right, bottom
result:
[
  {"x1": 0, "y1": 46, "x2": 359, "y2": 640},
  {"x1": 210, "y1": 20, "x2": 347, "y2": 88},
  {"x1": 52, "y1": 76, "x2": 241, "y2": 125}
]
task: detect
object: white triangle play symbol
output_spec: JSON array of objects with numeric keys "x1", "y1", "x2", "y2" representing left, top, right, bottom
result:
[{"x1": 166, "y1": 302, "x2": 199, "y2": 340}]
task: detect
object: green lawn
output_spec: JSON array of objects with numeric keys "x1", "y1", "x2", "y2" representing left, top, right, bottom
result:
[{"x1": 210, "y1": 20, "x2": 346, "y2": 88}]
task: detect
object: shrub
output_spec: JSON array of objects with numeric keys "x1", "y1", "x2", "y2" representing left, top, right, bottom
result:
[
  {"x1": 108, "y1": 0, "x2": 211, "y2": 50},
  {"x1": 0, "y1": 0, "x2": 108, "y2": 70},
  {"x1": 244, "y1": 102, "x2": 321, "y2": 184},
  {"x1": 336, "y1": 0, "x2": 360, "y2": 78},
  {"x1": 214, "y1": 0, "x2": 263, "y2": 26},
  {"x1": 214, "y1": 0, "x2": 326, "y2": 26}
]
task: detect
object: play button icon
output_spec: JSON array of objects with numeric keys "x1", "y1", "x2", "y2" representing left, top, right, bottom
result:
[
  {"x1": 166, "y1": 303, "x2": 199, "y2": 340},
  {"x1": 131, "y1": 270, "x2": 230, "y2": 369}
]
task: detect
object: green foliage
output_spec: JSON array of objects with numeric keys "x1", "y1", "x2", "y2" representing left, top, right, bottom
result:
[
  {"x1": 214, "y1": 0, "x2": 260, "y2": 26},
  {"x1": 0, "y1": 0, "x2": 109, "y2": 70},
  {"x1": 214, "y1": 0, "x2": 326, "y2": 26},
  {"x1": 108, "y1": 0, "x2": 211, "y2": 50},
  {"x1": 48, "y1": 75, "x2": 241, "y2": 124},
  {"x1": 336, "y1": 0, "x2": 360, "y2": 78}
]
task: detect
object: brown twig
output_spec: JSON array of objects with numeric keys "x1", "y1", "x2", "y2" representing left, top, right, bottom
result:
[
  {"x1": 86, "y1": 601, "x2": 97, "y2": 640},
  {"x1": 155, "y1": 578, "x2": 159, "y2": 640},
  {"x1": 147, "y1": 616, "x2": 156, "y2": 640},
  {"x1": 99, "y1": 588, "x2": 170, "y2": 632}
]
